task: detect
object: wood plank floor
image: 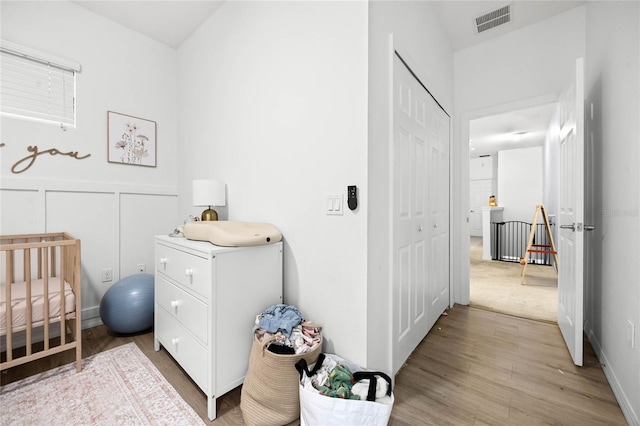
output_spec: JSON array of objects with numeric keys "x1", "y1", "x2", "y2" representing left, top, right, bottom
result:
[{"x1": 1, "y1": 305, "x2": 626, "y2": 425}]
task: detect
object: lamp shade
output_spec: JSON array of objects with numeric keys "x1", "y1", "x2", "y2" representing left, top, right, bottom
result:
[{"x1": 193, "y1": 179, "x2": 226, "y2": 207}]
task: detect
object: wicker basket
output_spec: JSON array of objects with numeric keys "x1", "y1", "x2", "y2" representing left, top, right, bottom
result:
[{"x1": 240, "y1": 332, "x2": 322, "y2": 426}]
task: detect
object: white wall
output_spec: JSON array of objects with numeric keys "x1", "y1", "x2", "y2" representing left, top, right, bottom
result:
[
  {"x1": 177, "y1": 1, "x2": 369, "y2": 363},
  {"x1": 585, "y1": 2, "x2": 640, "y2": 423},
  {"x1": 543, "y1": 105, "x2": 561, "y2": 220},
  {"x1": 469, "y1": 156, "x2": 496, "y2": 181},
  {"x1": 368, "y1": 1, "x2": 454, "y2": 372},
  {"x1": 497, "y1": 147, "x2": 543, "y2": 223},
  {"x1": 469, "y1": 156, "x2": 497, "y2": 237},
  {"x1": 453, "y1": 6, "x2": 586, "y2": 304},
  {"x1": 0, "y1": 1, "x2": 179, "y2": 326}
]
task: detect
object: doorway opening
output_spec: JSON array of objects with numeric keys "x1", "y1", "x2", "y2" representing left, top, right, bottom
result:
[
  {"x1": 467, "y1": 101, "x2": 559, "y2": 322},
  {"x1": 469, "y1": 235, "x2": 557, "y2": 322}
]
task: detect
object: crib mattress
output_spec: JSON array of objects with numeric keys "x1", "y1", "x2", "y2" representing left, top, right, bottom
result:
[{"x1": 0, "y1": 277, "x2": 75, "y2": 336}]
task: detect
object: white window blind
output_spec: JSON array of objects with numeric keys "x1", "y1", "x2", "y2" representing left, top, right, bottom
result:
[{"x1": 1, "y1": 41, "x2": 80, "y2": 128}]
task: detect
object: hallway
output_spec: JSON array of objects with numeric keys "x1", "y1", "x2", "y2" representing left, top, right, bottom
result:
[
  {"x1": 390, "y1": 305, "x2": 626, "y2": 425},
  {"x1": 469, "y1": 236, "x2": 557, "y2": 322}
]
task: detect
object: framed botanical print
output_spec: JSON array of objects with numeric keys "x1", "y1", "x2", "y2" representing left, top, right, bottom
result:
[{"x1": 107, "y1": 111, "x2": 157, "y2": 167}]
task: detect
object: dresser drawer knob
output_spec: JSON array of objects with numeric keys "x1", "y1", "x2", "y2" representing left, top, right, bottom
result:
[
  {"x1": 184, "y1": 268, "x2": 193, "y2": 277},
  {"x1": 170, "y1": 299, "x2": 181, "y2": 308},
  {"x1": 160, "y1": 257, "x2": 167, "y2": 265},
  {"x1": 171, "y1": 338, "x2": 179, "y2": 346}
]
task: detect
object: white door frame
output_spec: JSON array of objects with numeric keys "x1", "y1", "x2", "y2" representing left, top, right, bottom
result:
[{"x1": 457, "y1": 93, "x2": 560, "y2": 305}]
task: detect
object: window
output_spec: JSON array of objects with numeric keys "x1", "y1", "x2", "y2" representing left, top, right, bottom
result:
[{"x1": 0, "y1": 41, "x2": 80, "y2": 128}]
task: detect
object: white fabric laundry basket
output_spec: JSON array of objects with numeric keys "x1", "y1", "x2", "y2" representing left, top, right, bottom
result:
[{"x1": 296, "y1": 353, "x2": 394, "y2": 426}]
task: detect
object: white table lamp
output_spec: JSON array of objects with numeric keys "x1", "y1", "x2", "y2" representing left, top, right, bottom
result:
[{"x1": 193, "y1": 179, "x2": 226, "y2": 221}]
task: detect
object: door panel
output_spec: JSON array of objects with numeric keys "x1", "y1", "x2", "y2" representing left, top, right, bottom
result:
[
  {"x1": 429, "y1": 103, "x2": 450, "y2": 327},
  {"x1": 470, "y1": 179, "x2": 494, "y2": 237},
  {"x1": 558, "y1": 58, "x2": 585, "y2": 366},
  {"x1": 392, "y1": 54, "x2": 450, "y2": 374},
  {"x1": 393, "y1": 55, "x2": 427, "y2": 373}
]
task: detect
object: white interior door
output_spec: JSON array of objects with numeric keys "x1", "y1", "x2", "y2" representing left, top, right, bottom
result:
[
  {"x1": 469, "y1": 181, "x2": 484, "y2": 237},
  {"x1": 392, "y1": 54, "x2": 428, "y2": 375},
  {"x1": 469, "y1": 179, "x2": 493, "y2": 237},
  {"x1": 428, "y1": 100, "x2": 450, "y2": 327},
  {"x1": 392, "y1": 53, "x2": 449, "y2": 374},
  {"x1": 558, "y1": 57, "x2": 585, "y2": 366}
]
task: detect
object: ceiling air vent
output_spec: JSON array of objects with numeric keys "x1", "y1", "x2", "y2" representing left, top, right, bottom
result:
[{"x1": 475, "y1": 3, "x2": 512, "y2": 34}]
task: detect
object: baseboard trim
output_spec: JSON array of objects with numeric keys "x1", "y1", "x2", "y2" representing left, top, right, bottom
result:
[{"x1": 587, "y1": 329, "x2": 639, "y2": 426}]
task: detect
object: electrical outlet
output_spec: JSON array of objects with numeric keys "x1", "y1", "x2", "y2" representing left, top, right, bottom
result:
[
  {"x1": 102, "y1": 268, "x2": 113, "y2": 282},
  {"x1": 137, "y1": 263, "x2": 146, "y2": 273}
]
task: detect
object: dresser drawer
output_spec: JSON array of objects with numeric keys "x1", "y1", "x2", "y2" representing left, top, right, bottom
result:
[
  {"x1": 156, "y1": 242, "x2": 211, "y2": 299},
  {"x1": 156, "y1": 308, "x2": 208, "y2": 393},
  {"x1": 156, "y1": 277, "x2": 208, "y2": 344}
]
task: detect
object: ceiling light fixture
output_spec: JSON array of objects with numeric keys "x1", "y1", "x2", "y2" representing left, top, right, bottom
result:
[{"x1": 512, "y1": 131, "x2": 527, "y2": 141}]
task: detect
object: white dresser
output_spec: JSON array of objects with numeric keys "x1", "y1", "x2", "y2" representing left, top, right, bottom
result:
[{"x1": 154, "y1": 235, "x2": 283, "y2": 420}]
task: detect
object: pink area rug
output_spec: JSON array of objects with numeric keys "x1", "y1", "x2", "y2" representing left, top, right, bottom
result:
[{"x1": 0, "y1": 343, "x2": 204, "y2": 425}]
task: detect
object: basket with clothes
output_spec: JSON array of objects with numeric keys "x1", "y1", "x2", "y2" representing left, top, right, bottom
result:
[
  {"x1": 295, "y1": 353, "x2": 394, "y2": 426},
  {"x1": 241, "y1": 304, "x2": 322, "y2": 426}
]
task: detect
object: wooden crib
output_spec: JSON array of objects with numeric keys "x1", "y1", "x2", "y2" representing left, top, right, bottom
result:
[{"x1": 0, "y1": 232, "x2": 82, "y2": 372}]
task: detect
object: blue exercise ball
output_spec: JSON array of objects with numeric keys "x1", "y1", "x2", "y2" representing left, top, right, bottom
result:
[{"x1": 100, "y1": 273, "x2": 154, "y2": 334}]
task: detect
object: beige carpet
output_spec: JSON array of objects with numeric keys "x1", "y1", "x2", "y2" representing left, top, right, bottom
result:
[
  {"x1": 469, "y1": 237, "x2": 557, "y2": 322},
  {"x1": 0, "y1": 342, "x2": 204, "y2": 425}
]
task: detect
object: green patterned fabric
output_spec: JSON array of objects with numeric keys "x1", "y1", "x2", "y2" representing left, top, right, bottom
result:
[{"x1": 317, "y1": 365, "x2": 360, "y2": 400}]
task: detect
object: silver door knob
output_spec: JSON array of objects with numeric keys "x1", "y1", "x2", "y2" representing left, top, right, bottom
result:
[
  {"x1": 584, "y1": 225, "x2": 596, "y2": 231},
  {"x1": 560, "y1": 224, "x2": 575, "y2": 231}
]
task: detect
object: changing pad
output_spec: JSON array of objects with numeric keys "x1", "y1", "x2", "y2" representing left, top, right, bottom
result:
[
  {"x1": 0, "y1": 277, "x2": 75, "y2": 335},
  {"x1": 183, "y1": 221, "x2": 282, "y2": 247}
]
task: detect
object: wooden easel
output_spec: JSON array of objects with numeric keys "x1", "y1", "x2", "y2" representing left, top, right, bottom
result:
[{"x1": 520, "y1": 204, "x2": 558, "y2": 284}]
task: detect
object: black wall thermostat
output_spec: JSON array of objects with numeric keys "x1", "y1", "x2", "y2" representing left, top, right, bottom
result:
[{"x1": 347, "y1": 185, "x2": 358, "y2": 210}]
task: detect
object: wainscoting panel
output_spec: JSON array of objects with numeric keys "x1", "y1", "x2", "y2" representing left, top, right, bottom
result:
[
  {"x1": 119, "y1": 192, "x2": 178, "y2": 278},
  {"x1": 0, "y1": 179, "x2": 178, "y2": 329},
  {"x1": 0, "y1": 188, "x2": 41, "y2": 233},
  {"x1": 46, "y1": 190, "x2": 117, "y2": 311}
]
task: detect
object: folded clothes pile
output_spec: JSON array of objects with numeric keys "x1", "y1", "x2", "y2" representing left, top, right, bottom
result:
[{"x1": 254, "y1": 304, "x2": 322, "y2": 355}]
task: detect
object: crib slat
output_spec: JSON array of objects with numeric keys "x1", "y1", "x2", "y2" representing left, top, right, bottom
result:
[
  {"x1": 43, "y1": 246, "x2": 50, "y2": 351},
  {"x1": 4, "y1": 250, "x2": 13, "y2": 362},
  {"x1": 37, "y1": 246, "x2": 43, "y2": 280},
  {"x1": 24, "y1": 248, "x2": 32, "y2": 356},
  {"x1": 7, "y1": 245, "x2": 15, "y2": 283},
  {"x1": 51, "y1": 241, "x2": 57, "y2": 277},
  {"x1": 59, "y1": 245, "x2": 66, "y2": 346},
  {"x1": 71, "y1": 238, "x2": 82, "y2": 373}
]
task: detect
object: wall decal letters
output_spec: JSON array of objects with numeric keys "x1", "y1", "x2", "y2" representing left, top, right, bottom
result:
[{"x1": 0, "y1": 143, "x2": 91, "y2": 174}]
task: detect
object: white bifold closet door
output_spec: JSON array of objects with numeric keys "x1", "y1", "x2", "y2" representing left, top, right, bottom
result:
[{"x1": 392, "y1": 53, "x2": 450, "y2": 375}]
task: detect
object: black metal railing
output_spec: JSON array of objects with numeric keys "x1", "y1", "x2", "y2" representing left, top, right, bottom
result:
[{"x1": 491, "y1": 221, "x2": 554, "y2": 265}]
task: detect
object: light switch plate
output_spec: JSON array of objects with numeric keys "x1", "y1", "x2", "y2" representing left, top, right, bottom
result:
[{"x1": 326, "y1": 194, "x2": 343, "y2": 215}]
